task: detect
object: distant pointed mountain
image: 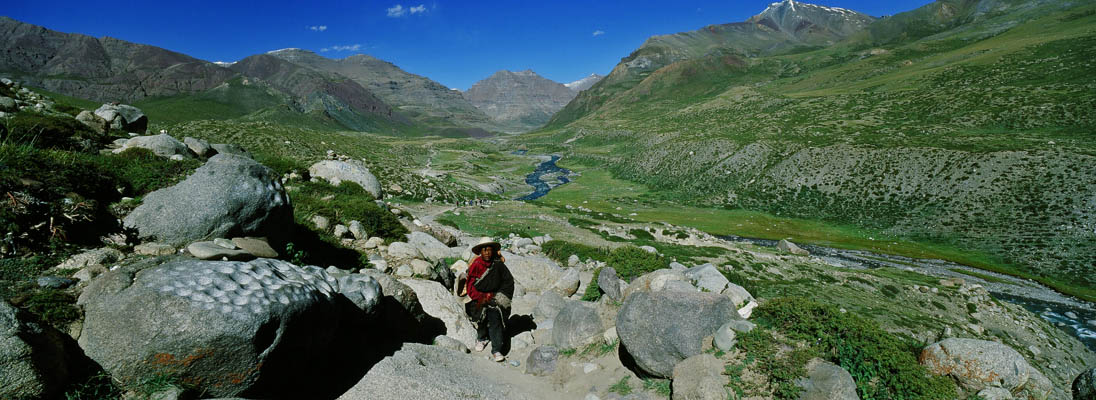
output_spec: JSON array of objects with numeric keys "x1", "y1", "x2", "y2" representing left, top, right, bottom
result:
[
  {"x1": 0, "y1": 16, "x2": 236, "y2": 102},
  {"x1": 264, "y1": 48, "x2": 495, "y2": 132},
  {"x1": 564, "y1": 74, "x2": 604, "y2": 92},
  {"x1": 547, "y1": 1, "x2": 875, "y2": 128},
  {"x1": 463, "y1": 69, "x2": 577, "y2": 133}
]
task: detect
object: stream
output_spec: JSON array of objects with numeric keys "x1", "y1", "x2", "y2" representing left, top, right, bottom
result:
[
  {"x1": 516, "y1": 155, "x2": 572, "y2": 201},
  {"x1": 719, "y1": 234, "x2": 1096, "y2": 351}
]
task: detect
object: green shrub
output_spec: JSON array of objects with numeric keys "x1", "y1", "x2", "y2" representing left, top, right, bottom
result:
[
  {"x1": 608, "y1": 246, "x2": 666, "y2": 282},
  {"x1": 629, "y1": 228, "x2": 654, "y2": 240},
  {"x1": 435, "y1": 217, "x2": 460, "y2": 229},
  {"x1": 64, "y1": 372, "x2": 124, "y2": 400},
  {"x1": 754, "y1": 297, "x2": 956, "y2": 400},
  {"x1": 21, "y1": 289, "x2": 81, "y2": 329},
  {"x1": 292, "y1": 180, "x2": 407, "y2": 241},
  {"x1": 881, "y1": 284, "x2": 900, "y2": 298},
  {"x1": 582, "y1": 267, "x2": 603, "y2": 301},
  {"x1": 542, "y1": 240, "x2": 607, "y2": 265},
  {"x1": 737, "y1": 328, "x2": 814, "y2": 399},
  {"x1": 3, "y1": 112, "x2": 100, "y2": 151}
]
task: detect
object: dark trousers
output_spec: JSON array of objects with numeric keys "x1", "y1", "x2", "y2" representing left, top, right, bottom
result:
[{"x1": 476, "y1": 307, "x2": 505, "y2": 354}]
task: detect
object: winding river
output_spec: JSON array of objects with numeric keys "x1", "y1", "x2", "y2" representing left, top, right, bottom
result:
[
  {"x1": 516, "y1": 155, "x2": 572, "y2": 201},
  {"x1": 720, "y1": 234, "x2": 1096, "y2": 351}
]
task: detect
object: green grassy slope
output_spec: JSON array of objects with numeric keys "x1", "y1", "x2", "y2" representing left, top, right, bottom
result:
[{"x1": 522, "y1": 1, "x2": 1096, "y2": 300}]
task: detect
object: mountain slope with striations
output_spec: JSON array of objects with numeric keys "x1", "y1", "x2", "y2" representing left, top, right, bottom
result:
[
  {"x1": 265, "y1": 48, "x2": 496, "y2": 135},
  {"x1": 0, "y1": 16, "x2": 236, "y2": 103},
  {"x1": 463, "y1": 69, "x2": 578, "y2": 133},
  {"x1": 525, "y1": 0, "x2": 1096, "y2": 300}
]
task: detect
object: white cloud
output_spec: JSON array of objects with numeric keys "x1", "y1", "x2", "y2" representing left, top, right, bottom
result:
[
  {"x1": 309, "y1": 25, "x2": 328, "y2": 32},
  {"x1": 387, "y1": 4, "x2": 406, "y2": 17},
  {"x1": 410, "y1": 4, "x2": 426, "y2": 14},
  {"x1": 592, "y1": 30, "x2": 605, "y2": 37},
  {"x1": 320, "y1": 44, "x2": 362, "y2": 52}
]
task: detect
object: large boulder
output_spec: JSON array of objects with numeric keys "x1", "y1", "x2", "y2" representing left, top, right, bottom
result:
[
  {"x1": 920, "y1": 338, "x2": 1052, "y2": 397},
  {"x1": 597, "y1": 267, "x2": 623, "y2": 301},
  {"x1": 777, "y1": 239, "x2": 809, "y2": 256},
  {"x1": 684, "y1": 264, "x2": 729, "y2": 294},
  {"x1": 309, "y1": 160, "x2": 382, "y2": 199},
  {"x1": 338, "y1": 343, "x2": 553, "y2": 400},
  {"x1": 94, "y1": 103, "x2": 147, "y2": 133},
  {"x1": 1075, "y1": 368, "x2": 1096, "y2": 400},
  {"x1": 355, "y1": 270, "x2": 440, "y2": 345},
  {"x1": 116, "y1": 134, "x2": 193, "y2": 158},
  {"x1": 551, "y1": 268, "x2": 581, "y2": 297},
  {"x1": 622, "y1": 269, "x2": 690, "y2": 299},
  {"x1": 526, "y1": 346, "x2": 560, "y2": 376},
  {"x1": 534, "y1": 291, "x2": 567, "y2": 322},
  {"x1": 617, "y1": 290, "x2": 742, "y2": 378},
  {"x1": 0, "y1": 301, "x2": 80, "y2": 400},
  {"x1": 77, "y1": 258, "x2": 349, "y2": 398},
  {"x1": 551, "y1": 301, "x2": 602, "y2": 349},
  {"x1": 796, "y1": 359, "x2": 859, "y2": 400},
  {"x1": 183, "y1": 137, "x2": 215, "y2": 157},
  {"x1": 75, "y1": 110, "x2": 109, "y2": 134},
  {"x1": 407, "y1": 231, "x2": 451, "y2": 262},
  {"x1": 387, "y1": 242, "x2": 422, "y2": 259},
  {"x1": 502, "y1": 252, "x2": 564, "y2": 293},
  {"x1": 123, "y1": 154, "x2": 292, "y2": 246},
  {"x1": 399, "y1": 279, "x2": 478, "y2": 349},
  {"x1": 671, "y1": 354, "x2": 728, "y2": 400}
]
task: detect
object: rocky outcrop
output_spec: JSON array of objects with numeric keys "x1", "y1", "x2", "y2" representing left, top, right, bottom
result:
[
  {"x1": 502, "y1": 252, "x2": 564, "y2": 293},
  {"x1": 617, "y1": 289, "x2": 742, "y2": 378},
  {"x1": 309, "y1": 160, "x2": 383, "y2": 199},
  {"x1": 1075, "y1": 368, "x2": 1096, "y2": 400},
  {"x1": 338, "y1": 343, "x2": 554, "y2": 400},
  {"x1": 920, "y1": 338, "x2": 1053, "y2": 398},
  {"x1": 123, "y1": 154, "x2": 292, "y2": 246},
  {"x1": 77, "y1": 258, "x2": 359, "y2": 397},
  {"x1": 114, "y1": 134, "x2": 193, "y2": 158}
]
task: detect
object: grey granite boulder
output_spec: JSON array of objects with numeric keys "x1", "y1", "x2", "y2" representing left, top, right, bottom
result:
[
  {"x1": 502, "y1": 252, "x2": 564, "y2": 293},
  {"x1": 116, "y1": 134, "x2": 193, "y2": 158},
  {"x1": 684, "y1": 264, "x2": 729, "y2": 294},
  {"x1": 796, "y1": 358, "x2": 859, "y2": 400},
  {"x1": 526, "y1": 346, "x2": 560, "y2": 376},
  {"x1": 77, "y1": 258, "x2": 344, "y2": 398},
  {"x1": 338, "y1": 343, "x2": 552, "y2": 400},
  {"x1": 399, "y1": 279, "x2": 478, "y2": 348},
  {"x1": 617, "y1": 290, "x2": 742, "y2": 378},
  {"x1": 309, "y1": 160, "x2": 382, "y2": 199},
  {"x1": 551, "y1": 268, "x2": 581, "y2": 297},
  {"x1": 94, "y1": 103, "x2": 147, "y2": 133},
  {"x1": 123, "y1": 154, "x2": 292, "y2": 246},
  {"x1": 183, "y1": 137, "x2": 215, "y2": 157},
  {"x1": 0, "y1": 301, "x2": 78, "y2": 400},
  {"x1": 534, "y1": 291, "x2": 567, "y2": 322},
  {"x1": 671, "y1": 354, "x2": 728, "y2": 400},
  {"x1": 552, "y1": 301, "x2": 602, "y2": 349},
  {"x1": 75, "y1": 110, "x2": 109, "y2": 134},
  {"x1": 777, "y1": 239, "x2": 809, "y2": 256},
  {"x1": 597, "y1": 267, "x2": 623, "y2": 301},
  {"x1": 920, "y1": 338, "x2": 1052, "y2": 397},
  {"x1": 407, "y1": 231, "x2": 450, "y2": 262},
  {"x1": 387, "y1": 242, "x2": 422, "y2": 259},
  {"x1": 433, "y1": 335, "x2": 470, "y2": 353},
  {"x1": 187, "y1": 241, "x2": 252, "y2": 260}
]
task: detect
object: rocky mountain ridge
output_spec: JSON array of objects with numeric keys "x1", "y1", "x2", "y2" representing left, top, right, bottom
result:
[{"x1": 463, "y1": 69, "x2": 578, "y2": 133}]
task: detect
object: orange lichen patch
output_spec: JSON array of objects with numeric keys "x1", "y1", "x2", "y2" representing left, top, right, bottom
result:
[
  {"x1": 224, "y1": 362, "x2": 263, "y2": 385},
  {"x1": 147, "y1": 348, "x2": 216, "y2": 368}
]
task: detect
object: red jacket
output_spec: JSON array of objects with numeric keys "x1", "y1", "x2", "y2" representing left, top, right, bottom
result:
[{"x1": 466, "y1": 256, "x2": 493, "y2": 305}]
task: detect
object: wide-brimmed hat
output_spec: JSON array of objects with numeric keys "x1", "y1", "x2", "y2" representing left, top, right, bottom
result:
[{"x1": 471, "y1": 237, "x2": 501, "y2": 254}]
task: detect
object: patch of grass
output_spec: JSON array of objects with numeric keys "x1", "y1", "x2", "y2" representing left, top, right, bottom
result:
[
  {"x1": 64, "y1": 372, "x2": 124, "y2": 400},
  {"x1": 435, "y1": 217, "x2": 460, "y2": 230},
  {"x1": 582, "y1": 267, "x2": 603, "y2": 302},
  {"x1": 542, "y1": 240, "x2": 608, "y2": 265},
  {"x1": 755, "y1": 297, "x2": 956, "y2": 400},
  {"x1": 608, "y1": 376, "x2": 633, "y2": 396},
  {"x1": 559, "y1": 347, "x2": 577, "y2": 357},
  {"x1": 643, "y1": 378, "x2": 672, "y2": 398},
  {"x1": 3, "y1": 111, "x2": 103, "y2": 151},
  {"x1": 291, "y1": 180, "x2": 407, "y2": 241},
  {"x1": 881, "y1": 284, "x2": 901, "y2": 299},
  {"x1": 17, "y1": 288, "x2": 81, "y2": 330},
  {"x1": 629, "y1": 228, "x2": 654, "y2": 240},
  {"x1": 580, "y1": 339, "x2": 618, "y2": 356},
  {"x1": 737, "y1": 328, "x2": 813, "y2": 399}
]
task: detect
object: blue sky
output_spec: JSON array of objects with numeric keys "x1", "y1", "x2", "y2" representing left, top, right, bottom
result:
[{"x1": 7, "y1": 0, "x2": 933, "y2": 90}]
